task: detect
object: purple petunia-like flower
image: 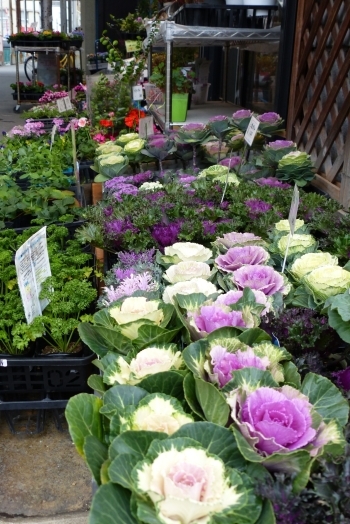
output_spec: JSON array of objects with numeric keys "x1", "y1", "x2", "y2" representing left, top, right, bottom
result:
[
  {"x1": 215, "y1": 246, "x2": 269, "y2": 272},
  {"x1": 133, "y1": 171, "x2": 153, "y2": 185},
  {"x1": 266, "y1": 140, "x2": 295, "y2": 150},
  {"x1": 219, "y1": 156, "x2": 241, "y2": 169},
  {"x1": 234, "y1": 386, "x2": 317, "y2": 455},
  {"x1": 254, "y1": 177, "x2": 291, "y2": 189},
  {"x1": 245, "y1": 199, "x2": 272, "y2": 217},
  {"x1": 192, "y1": 305, "x2": 246, "y2": 334},
  {"x1": 232, "y1": 109, "x2": 253, "y2": 120},
  {"x1": 151, "y1": 222, "x2": 181, "y2": 248},
  {"x1": 233, "y1": 265, "x2": 285, "y2": 296},
  {"x1": 210, "y1": 346, "x2": 268, "y2": 387}
]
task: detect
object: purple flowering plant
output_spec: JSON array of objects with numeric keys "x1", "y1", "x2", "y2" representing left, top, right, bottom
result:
[{"x1": 142, "y1": 134, "x2": 177, "y2": 172}]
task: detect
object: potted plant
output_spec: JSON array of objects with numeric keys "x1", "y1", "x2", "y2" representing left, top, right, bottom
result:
[{"x1": 150, "y1": 63, "x2": 195, "y2": 122}]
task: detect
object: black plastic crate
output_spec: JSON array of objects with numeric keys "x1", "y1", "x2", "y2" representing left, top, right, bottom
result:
[{"x1": 0, "y1": 347, "x2": 94, "y2": 397}]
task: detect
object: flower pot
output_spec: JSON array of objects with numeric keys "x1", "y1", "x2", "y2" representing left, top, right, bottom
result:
[{"x1": 172, "y1": 93, "x2": 189, "y2": 123}]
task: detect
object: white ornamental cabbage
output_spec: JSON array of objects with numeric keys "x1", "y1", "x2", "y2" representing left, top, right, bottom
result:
[
  {"x1": 104, "y1": 345, "x2": 183, "y2": 386},
  {"x1": 164, "y1": 242, "x2": 212, "y2": 263},
  {"x1": 303, "y1": 265, "x2": 350, "y2": 301},
  {"x1": 290, "y1": 252, "x2": 338, "y2": 281},
  {"x1": 163, "y1": 261, "x2": 211, "y2": 284},
  {"x1": 109, "y1": 297, "x2": 163, "y2": 326},
  {"x1": 274, "y1": 219, "x2": 305, "y2": 232},
  {"x1": 125, "y1": 394, "x2": 193, "y2": 435},
  {"x1": 163, "y1": 278, "x2": 218, "y2": 305},
  {"x1": 117, "y1": 132, "x2": 139, "y2": 144},
  {"x1": 96, "y1": 142, "x2": 123, "y2": 155},
  {"x1": 277, "y1": 234, "x2": 316, "y2": 256},
  {"x1": 134, "y1": 446, "x2": 244, "y2": 524},
  {"x1": 124, "y1": 138, "x2": 145, "y2": 154},
  {"x1": 99, "y1": 154, "x2": 125, "y2": 166}
]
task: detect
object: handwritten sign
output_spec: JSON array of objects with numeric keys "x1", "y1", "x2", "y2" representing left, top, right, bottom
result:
[
  {"x1": 244, "y1": 116, "x2": 260, "y2": 147},
  {"x1": 132, "y1": 85, "x2": 144, "y2": 101},
  {"x1": 15, "y1": 227, "x2": 52, "y2": 324},
  {"x1": 57, "y1": 96, "x2": 73, "y2": 112},
  {"x1": 139, "y1": 116, "x2": 154, "y2": 138}
]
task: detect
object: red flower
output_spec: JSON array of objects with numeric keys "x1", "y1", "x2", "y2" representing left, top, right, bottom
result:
[{"x1": 125, "y1": 108, "x2": 146, "y2": 129}]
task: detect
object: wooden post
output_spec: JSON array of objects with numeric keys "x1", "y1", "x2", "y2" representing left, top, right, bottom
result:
[{"x1": 340, "y1": 131, "x2": 350, "y2": 211}]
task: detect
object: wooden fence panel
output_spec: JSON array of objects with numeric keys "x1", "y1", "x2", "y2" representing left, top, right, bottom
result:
[{"x1": 287, "y1": 0, "x2": 350, "y2": 203}]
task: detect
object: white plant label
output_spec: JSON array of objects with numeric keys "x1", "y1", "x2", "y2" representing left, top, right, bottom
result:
[
  {"x1": 0, "y1": 359, "x2": 7, "y2": 367},
  {"x1": 50, "y1": 124, "x2": 57, "y2": 151},
  {"x1": 132, "y1": 85, "x2": 144, "y2": 101},
  {"x1": 282, "y1": 184, "x2": 300, "y2": 273},
  {"x1": 15, "y1": 227, "x2": 52, "y2": 324},
  {"x1": 138, "y1": 116, "x2": 154, "y2": 138},
  {"x1": 244, "y1": 116, "x2": 260, "y2": 146}
]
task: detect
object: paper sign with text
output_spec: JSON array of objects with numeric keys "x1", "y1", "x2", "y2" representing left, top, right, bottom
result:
[
  {"x1": 132, "y1": 85, "x2": 144, "y2": 101},
  {"x1": 125, "y1": 40, "x2": 142, "y2": 53},
  {"x1": 288, "y1": 184, "x2": 300, "y2": 236},
  {"x1": 138, "y1": 116, "x2": 154, "y2": 138},
  {"x1": 15, "y1": 227, "x2": 52, "y2": 324},
  {"x1": 244, "y1": 116, "x2": 260, "y2": 146},
  {"x1": 57, "y1": 96, "x2": 73, "y2": 112}
]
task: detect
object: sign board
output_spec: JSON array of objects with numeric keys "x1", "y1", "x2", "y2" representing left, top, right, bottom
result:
[
  {"x1": 138, "y1": 116, "x2": 154, "y2": 138},
  {"x1": 132, "y1": 85, "x2": 144, "y2": 101},
  {"x1": 15, "y1": 227, "x2": 52, "y2": 324},
  {"x1": 244, "y1": 116, "x2": 260, "y2": 146},
  {"x1": 57, "y1": 96, "x2": 73, "y2": 113}
]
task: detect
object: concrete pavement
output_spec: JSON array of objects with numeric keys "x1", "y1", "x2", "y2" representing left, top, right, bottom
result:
[
  {"x1": 0, "y1": 63, "x2": 35, "y2": 133},
  {"x1": 0, "y1": 513, "x2": 88, "y2": 524}
]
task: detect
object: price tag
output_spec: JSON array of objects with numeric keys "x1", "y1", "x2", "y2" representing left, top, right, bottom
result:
[
  {"x1": 138, "y1": 116, "x2": 154, "y2": 138},
  {"x1": 244, "y1": 116, "x2": 260, "y2": 146},
  {"x1": 125, "y1": 40, "x2": 142, "y2": 53},
  {"x1": 132, "y1": 85, "x2": 144, "y2": 101},
  {"x1": 0, "y1": 359, "x2": 7, "y2": 367},
  {"x1": 288, "y1": 184, "x2": 300, "y2": 236}
]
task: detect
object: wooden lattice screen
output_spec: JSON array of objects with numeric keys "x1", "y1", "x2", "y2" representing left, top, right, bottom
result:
[{"x1": 287, "y1": 0, "x2": 350, "y2": 206}]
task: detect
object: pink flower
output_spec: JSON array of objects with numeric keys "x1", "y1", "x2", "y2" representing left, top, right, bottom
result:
[
  {"x1": 215, "y1": 246, "x2": 269, "y2": 272},
  {"x1": 231, "y1": 386, "x2": 317, "y2": 455},
  {"x1": 210, "y1": 346, "x2": 268, "y2": 387},
  {"x1": 93, "y1": 133, "x2": 106, "y2": 143},
  {"x1": 233, "y1": 265, "x2": 285, "y2": 296},
  {"x1": 78, "y1": 117, "x2": 88, "y2": 127}
]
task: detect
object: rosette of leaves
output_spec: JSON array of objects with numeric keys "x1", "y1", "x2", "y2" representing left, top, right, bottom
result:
[
  {"x1": 181, "y1": 326, "x2": 296, "y2": 426},
  {"x1": 258, "y1": 140, "x2": 297, "y2": 171},
  {"x1": 92, "y1": 152, "x2": 129, "y2": 182},
  {"x1": 276, "y1": 151, "x2": 315, "y2": 187},
  {"x1": 175, "y1": 123, "x2": 210, "y2": 168},
  {"x1": 78, "y1": 298, "x2": 181, "y2": 358},
  {"x1": 225, "y1": 371, "x2": 349, "y2": 492},
  {"x1": 142, "y1": 134, "x2": 177, "y2": 173},
  {"x1": 66, "y1": 384, "x2": 269, "y2": 524},
  {"x1": 256, "y1": 112, "x2": 285, "y2": 137},
  {"x1": 231, "y1": 109, "x2": 254, "y2": 133}
]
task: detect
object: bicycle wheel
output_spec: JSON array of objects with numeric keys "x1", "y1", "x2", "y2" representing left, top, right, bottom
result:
[{"x1": 24, "y1": 55, "x2": 37, "y2": 82}]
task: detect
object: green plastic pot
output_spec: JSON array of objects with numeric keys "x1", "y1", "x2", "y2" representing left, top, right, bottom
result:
[{"x1": 172, "y1": 93, "x2": 189, "y2": 122}]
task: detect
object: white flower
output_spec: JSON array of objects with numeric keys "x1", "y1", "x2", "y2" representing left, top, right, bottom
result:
[
  {"x1": 135, "y1": 447, "x2": 243, "y2": 524},
  {"x1": 163, "y1": 278, "x2": 218, "y2": 305},
  {"x1": 164, "y1": 261, "x2": 211, "y2": 284},
  {"x1": 139, "y1": 181, "x2": 164, "y2": 191},
  {"x1": 129, "y1": 395, "x2": 193, "y2": 435},
  {"x1": 165, "y1": 242, "x2": 212, "y2": 263},
  {"x1": 104, "y1": 345, "x2": 183, "y2": 386}
]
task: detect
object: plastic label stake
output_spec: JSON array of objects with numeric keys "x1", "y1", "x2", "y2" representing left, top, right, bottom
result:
[
  {"x1": 282, "y1": 184, "x2": 300, "y2": 273},
  {"x1": 132, "y1": 85, "x2": 144, "y2": 101},
  {"x1": 139, "y1": 116, "x2": 154, "y2": 138},
  {"x1": 244, "y1": 116, "x2": 260, "y2": 146}
]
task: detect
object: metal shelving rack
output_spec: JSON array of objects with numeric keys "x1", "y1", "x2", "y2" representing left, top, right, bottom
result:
[{"x1": 148, "y1": 10, "x2": 281, "y2": 130}]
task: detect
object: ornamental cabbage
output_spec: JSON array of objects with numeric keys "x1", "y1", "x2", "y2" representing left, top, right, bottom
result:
[
  {"x1": 163, "y1": 261, "x2": 211, "y2": 283},
  {"x1": 290, "y1": 252, "x2": 338, "y2": 281},
  {"x1": 109, "y1": 297, "x2": 164, "y2": 337},
  {"x1": 164, "y1": 242, "x2": 212, "y2": 263},
  {"x1": 116, "y1": 132, "x2": 139, "y2": 145},
  {"x1": 215, "y1": 245, "x2": 269, "y2": 272},
  {"x1": 303, "y1": 265, "x2": 350, "y2": 301},
  {"x1": 123, "y1": 138, "x2": 145, "y2": 154},
  {"x1": 274, "y1": 219, "x2": 305, "y2": 232},
  {"x1": 277, "y1": 234, "x2": 316, "y2": 256},
  {"x1": 163, "y1": 278, "x2": 218, "y2": 305}
]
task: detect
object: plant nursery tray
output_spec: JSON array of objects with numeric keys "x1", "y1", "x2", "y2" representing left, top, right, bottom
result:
[{"x1": 0, "y1": 347, "x2": 94, "y2": 405}]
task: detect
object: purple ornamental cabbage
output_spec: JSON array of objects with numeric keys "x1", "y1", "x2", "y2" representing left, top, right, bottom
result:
[
  {"x1": 255, "y1": 177, "x2": 291, "y2": 189},
  {"x1": 210, "y1": 346, "x2": 268, "y2": 388},
  {"x1": 257, "y1": 112, "x2": 284, "y2": 135},
  {"x1": 266, "y1": 140, "x2": 295, "y2": 150},
  {"x1": 232, "y1": 109, "x2": 253, "y2": 120},
  {"x1": 215, "y1": 289, "x2": 270, "y2": 315},
  {"x1": 230, "y1": 386, "x2": 317, "y2": 455},
  {"x1": 332, "y1": 368, "x2": 350, "y2": 391},
  {"x1": 219, "y1": 156, "x2": 241, "y2": 169},
  {"x1": 192, "y1": 305, "x2": 246, "y2": 334},
  {"x1": 215, "y1": 246, "x2": 269, "y2": 272},
  {"x1": 216, "y1": 232, "x2": 264, "y2": 249},
  {"x1": 233, "y1": 265, "x2": 285, "y2": 296}
]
